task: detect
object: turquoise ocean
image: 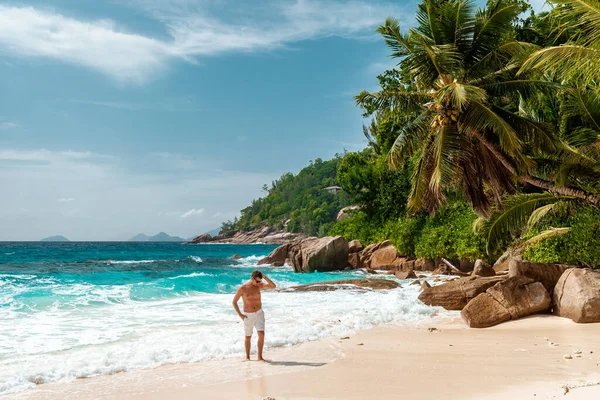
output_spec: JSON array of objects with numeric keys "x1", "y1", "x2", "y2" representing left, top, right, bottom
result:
[{"x1": 0, "y1": 242, "x2": 441, "y2": 394}]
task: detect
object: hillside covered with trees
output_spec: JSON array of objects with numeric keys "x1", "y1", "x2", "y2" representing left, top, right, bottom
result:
[
  {"x1": 221, "y1": 157, "x2": 351, "y2": 237},
  {"x1": 222, "y1": 0, "x2": 600, "y2": 267}
]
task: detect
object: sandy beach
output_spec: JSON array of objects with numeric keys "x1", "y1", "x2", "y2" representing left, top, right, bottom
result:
[{"x1": 10, "y1": 314, "x2": 600, "y2": 400}]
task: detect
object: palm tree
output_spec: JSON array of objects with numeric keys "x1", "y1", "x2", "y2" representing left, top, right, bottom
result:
[
  {"x1": 476, "y1": 0, "x2": 600, "y2": 254},
  {"x1": 356, "y1": 0, "x2": 599, "y2": 217}
]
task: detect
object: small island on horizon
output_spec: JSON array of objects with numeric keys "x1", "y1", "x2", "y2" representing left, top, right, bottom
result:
[
  {"x1": 40, "y1": 235, "x2": 70, "y2": 242},
  {"x1": 129, "y1": 232, "x2": 186, "y2": 242}
]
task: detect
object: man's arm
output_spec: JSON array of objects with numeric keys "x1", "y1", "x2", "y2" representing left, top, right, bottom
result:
[
  {"x1": 232, "y1": 287, "x2": 247, "y2": 320},
  {"x1": 262, "y1": 275, "x2": 276, "y2": 290}
]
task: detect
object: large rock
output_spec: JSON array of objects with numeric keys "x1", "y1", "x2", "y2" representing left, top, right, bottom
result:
[
  {"x1": 472, "y1": 259, "x2": 496, "y2": 277},
  {"x1": 432, "y1": 261, "x2": 469, "y2": 277},
  {"x1": 395, "y1": 269, "x2": 417, "y2": 280},
  {"x1": 415, "y1": 258, "x2": 435, "y2": 272},
  {"x1": 258, "y1": 243, "x2": 290, "y2": 266},
  {"x1": 348, "y1": 240, "x2": 363, "y2": 253},
  {"x1": 461, "y1": 277, "x2": 551, "y2": 328},
  {"x1": 370, "y1": 244, "x2": 400, "y2": 268},
  {"x1": 289, "y1": 236, "x2": 349, "y2": 273},
  {"x1": 348, "y1": 252, "x2": 362, "y2": 269},
  {"x1": 360, "y1": 241, "x2": 385, "y2": 267},
  {"x1": 194, "y1": 225, "x2": 305, "y2": 245},
  {"x1": 337, "y1": 205, "x2": 361, "y2": 221},
  {"x1": 553, "y1": 268, "x2": 600, "y2": 323},
  {"x1": 187, "y1": 233, "x2": 212, "y2": 243},
  {"x1": 287, "y1": 279, "x2": 400, "y2": 292},
  {"x1": 508, "y1": 260, "x2": 572, "y2": 293},
  {"x1": 418, "y1": 275, "x2": 506, "y2": 310},
  {"x1": 461, "y1": 293, "x2": 511, "y2": 328},
  {"x1": 459, "y1": 259, "x2": 475, "y2": 273}
]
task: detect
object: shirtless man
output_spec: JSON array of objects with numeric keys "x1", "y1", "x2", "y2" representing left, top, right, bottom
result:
[{"x1": 232, "y1": 270, "x2": 276, "y2": 361}]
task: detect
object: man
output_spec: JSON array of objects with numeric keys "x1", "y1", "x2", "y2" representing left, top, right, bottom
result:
[{"x1": 232, "y1": 270, "x2": 276, "y2": 361}]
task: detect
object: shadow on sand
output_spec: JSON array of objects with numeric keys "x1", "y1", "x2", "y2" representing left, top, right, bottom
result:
[{"x1": 265, "y1": 360, "x2": 327, "y2": 367}]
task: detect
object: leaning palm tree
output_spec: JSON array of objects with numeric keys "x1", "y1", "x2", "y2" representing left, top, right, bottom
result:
[{"x1": 356, "y1": 0, "x2": 599, "y2": 216}]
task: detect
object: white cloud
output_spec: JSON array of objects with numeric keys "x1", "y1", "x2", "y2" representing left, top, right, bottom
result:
[
  {"x1": 180, "y1": 208, "x2": 205, "y2": 218},
  {"x1": 57, "y1": 197, "x2": 75, "y2": 202},
  {"x1": 0, "y1": 1, "x2": 407, "y2": 83},
  {"x1": 0, "y1": 6, "x2": 175, "y2": 84},
  {"x1": 0, "y1": 121, "x2": 17, "y2": 130}
]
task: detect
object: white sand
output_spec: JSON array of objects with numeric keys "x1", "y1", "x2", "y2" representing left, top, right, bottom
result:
[{"x1": 9, "y1": 315, "x2": 600, "y2": 399}]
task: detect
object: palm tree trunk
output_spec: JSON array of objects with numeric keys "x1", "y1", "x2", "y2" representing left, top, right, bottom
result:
[{"x1": 473, "y1": 132, "x2": 600, "y2": 205}]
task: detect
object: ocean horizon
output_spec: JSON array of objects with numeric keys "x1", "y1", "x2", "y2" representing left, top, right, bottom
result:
[{"x1": 0, "y1": 242, "x2": 440, "y2": 395}]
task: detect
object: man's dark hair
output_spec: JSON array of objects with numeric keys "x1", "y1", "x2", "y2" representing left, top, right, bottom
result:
[{"x1": 251, "y1": 270, "x2": 263, "y2": 279}]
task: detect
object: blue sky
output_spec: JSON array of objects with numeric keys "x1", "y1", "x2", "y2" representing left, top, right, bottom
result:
[{"x1": 0, "y1": 0, "x2": 544, "y2": 240}]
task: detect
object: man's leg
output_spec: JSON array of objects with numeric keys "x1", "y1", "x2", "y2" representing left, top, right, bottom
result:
[
  {"x1": 257, "y1": 331, "x2": 265, "y2": 361},
  {"x1": 245, "y1": 335, "x2": 252, "y2": 360}
]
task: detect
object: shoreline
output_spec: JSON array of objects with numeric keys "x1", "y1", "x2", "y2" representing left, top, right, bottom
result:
[{"x1": 10, "y1": 315, "x2": 600, "y2": 399}]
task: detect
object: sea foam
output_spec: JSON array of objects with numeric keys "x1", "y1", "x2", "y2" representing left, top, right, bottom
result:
[{"x1": 0, "y1": 283, "x2": 444, "y2": 394}]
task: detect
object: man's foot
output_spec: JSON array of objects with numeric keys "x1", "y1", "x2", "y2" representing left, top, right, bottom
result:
[
  {"x1": 242, "y1": 358, "x2": 251, "y2": 362},
  {"x1": 257, "y1": 358, "x2": 268, "y2": 362}
]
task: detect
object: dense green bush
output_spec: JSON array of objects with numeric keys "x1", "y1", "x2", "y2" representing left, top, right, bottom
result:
[
  {"x1": 330, "y1": 201, "x2": 485, "y2": 260},
  {"x1": 414, "y1": 202, "x2": 486, "y2": 260},
  {"x1": 523, "y1": 207, "x2": 600, "y2": 267}
]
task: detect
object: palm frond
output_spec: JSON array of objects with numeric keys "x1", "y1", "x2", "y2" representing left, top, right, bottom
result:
[
  {"x1": 388, "y1": 111, "x2": 432, "y2": 169},
  {"x1": 527, "y1": 202, "x2": 559, "y2": 229},
  {"x1": 518, "y1": 227, "x2": 571, "y2": 249},
  {"x1": 377, "y1": 17, "x2": 413, "y2": 59},
  {"x1": 469, "y1": 0, "x2": 522, "y2": 65},
  {"x1": 461, "y1": 101, "x2": 522, "y2": 156},
  {"x1": 435, "y1": 82, "x2": 487, "y2": 111},
  {"x1": 355, "y1": 89, "x2": 430, "y2": 116},
  {"x1": 430, "y1": 123, "x2": 461, "y2": 194},
  {"x1": 477, "y1": 192, "x2": 578, "y2": 253},
  {"x1": 519, "y1": 46, "x2": 600, "y2": 83}
]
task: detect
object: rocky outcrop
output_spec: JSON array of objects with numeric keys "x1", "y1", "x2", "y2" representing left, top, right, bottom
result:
[
  {"x1": 188, "y1": 233, "x2": 212, "y2": 243},
  {"x1": 472, "y1": 259, "x2": 496, "y2": 277},
  {"x1": 421, "y1": 281, "x2": 431, "y2": 291},
  {"x1": 337, "y1": 205, "x2": 361, "y2": 221},
  {"x1": 230, "y1": 254, "x2": 243, "y2": 259},
  {"x1": 289, "y1": 236, "x2": 349, "y2": 273},
  {"x1": 415, "y1": 258, "x2": 436, "y2": 271},
  {"x1": 348, "y1": 252, "x2": 362, "y2": 269},
  {"x1": 553, "y1": 268, "x2": 600, "y2": 323},
  {"x1": 431, "y1": 260, "x2": 470, "y2": 276},
  {"x1": 395, "y1": 269, "x2": 417, "y2": 280},
  {"x1": 258, "y1": 244, "x2": 291, "y2": 267},
  {"x1": 286, "y1": 278, "x2": 400, "y2": 292},
  {"x1": 461, "y1": 277, "x2": 551, "y2": 328},
  {"x1": 459, "y1": 259, "x2": 475, "y2": 273},
  {"x1": 348, "y1": 240, "x2": 363, "y2": 253},
  {"x1": 508, "y1": 260, "x2": 572, "y2": 293},
  {"x1": 418, "y1": 275, "x2": 507, "y2": 310},
  {"x1": 187, "y1": 225, "x2": 305, "y2": 245}
]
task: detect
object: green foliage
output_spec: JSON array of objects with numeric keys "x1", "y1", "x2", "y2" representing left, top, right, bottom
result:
[
  {"x1": 330, "y1": 201, "x2": 485, "y2": 260},
  {"x1": 337, "y1": 150, "x2": 412, "y2": 221},
  {"x1": 224, "y1": 157, "x2": 350, "y2": 237},
  {"x1": 414, "y1": 201, "x2": 486, "y2": 260},
  {"x1": 523, "y1": 207, "x2": 600, "y2": 267}
]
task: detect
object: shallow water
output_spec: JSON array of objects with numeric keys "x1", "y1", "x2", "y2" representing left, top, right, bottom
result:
[{"x1": 0, "y1": 242, "x2": 442, "y2": 394}]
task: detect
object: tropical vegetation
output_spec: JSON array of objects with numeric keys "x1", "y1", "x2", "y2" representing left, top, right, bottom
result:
[{"x1": 222, "y1": 0, "x2": 600, "y2": 267}]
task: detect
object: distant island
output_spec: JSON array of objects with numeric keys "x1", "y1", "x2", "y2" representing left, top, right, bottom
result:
[
  {"x1": 40, "y1": 235, "x2": 70, "y2": 242},
  {"x1": 129, "y1": 232, "x2": 185, "y2": 242}
]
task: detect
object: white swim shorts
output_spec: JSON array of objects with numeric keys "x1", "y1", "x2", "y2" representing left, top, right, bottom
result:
[{"x1": 243, "y1": 309, "x2": 265, "y2": 336}]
